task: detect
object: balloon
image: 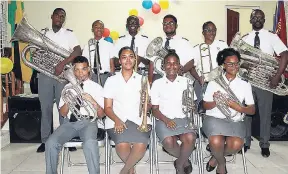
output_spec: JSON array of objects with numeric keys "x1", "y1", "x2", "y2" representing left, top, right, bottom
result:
[
  {"x1": 152, "y1": 3, "x2": 161, "y2": 14},
  {"x1": 159, "y1": 0, "x2": 169, "y2": 9},
  {"x1": 104, "y1": 37, "x2": 113, "y2": 43},
  {"x1": 138, "y1": 16, "x2": 144, "y2": 26},
  {"x1": 110, "y1": 31, "x2": 119, "y2": 40},
  {"x1": 0, "y1": 57, "x2": 13, "y2": 74},
  {"x1": 103, "y1": 28, "x2": 110, "y2": 37},
  {"x1": 142, "y1": 0, "x2": 153, "y2": 9},
  {"x1": 129, "y1": 9, "x2": 138, "y2": 16}
]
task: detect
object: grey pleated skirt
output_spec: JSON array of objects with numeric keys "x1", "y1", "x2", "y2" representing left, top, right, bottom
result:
[
  {"x1": 107, "y1": 120, "x2": 151, "y2": 145},
  {"x1": 202, "y1": 116, "x2": 246, "y2": 139},
  {"x1": 156, "y1": 118, "x2": 197, "y2": 143}
]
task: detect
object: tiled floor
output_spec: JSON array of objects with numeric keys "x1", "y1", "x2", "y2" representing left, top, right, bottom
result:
[{"x1": 1, "y1": 139, "x2": 288, "y2": 174}]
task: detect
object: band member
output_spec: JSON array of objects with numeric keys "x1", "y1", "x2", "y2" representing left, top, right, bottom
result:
[
  {"x1": 242, "y1": 9, "x2": 288, "y2": 157},
  {"x1": 112, "y1": 16, "x2": 150, "y2": 74},
  {"x1": 104, "y1": 46, "x2": 151, "y2": 174},
  {"x1": 37, "y1": 8, "x2": 81, "y2": 153},
  {"x1": 45, "y1": 56, "x2": 104, "y2": 174},
  {"x1": 151, "y1": 50, "x2": 197, "y2": 174},
  {"x1": 148, "y1": 14, "x2": 194, "y2": 83},
  {"x1": 82, "y1": 20, "x2": 115, "y2": 86},
  {"x1": 203, "y1": 48, "x2": 255, "y2": 174}
]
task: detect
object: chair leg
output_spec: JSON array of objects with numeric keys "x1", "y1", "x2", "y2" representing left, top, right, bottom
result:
[
  {"x1": 242, "y1": 147, "x2": 248, "y2": 174},
  {"x1": 105, "y1": 132, "x2": 109, "y2": 174},
  {"x1": 154, "y1": 129, "x2": 159, "y2": 174},
  {"x1": 60, "y1": 147, "x2": 65, "y2": 174},
  {"x1": 150, "y1": 134, "x2": 154, "y2": 174},
  {"x1": 198, "y1": 130, "x2": 204, "y2": 174}
]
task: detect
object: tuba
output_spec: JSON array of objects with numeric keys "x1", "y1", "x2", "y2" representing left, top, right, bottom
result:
[
  {"x1": 230, "y1": 32, "x2": 288, "y2": 96},
  {"x1": 10, "y1": 17, "x2": 71, "y2": 83},
  {"x1": 146, "y1": 37, "x2": 169, "y2": 77},
  {"x1": 62, "y1": 68, "x2": 97, "y2": 122},
  {"x1": 88, "y1": 38, "x2": 102, "y2": 85}
]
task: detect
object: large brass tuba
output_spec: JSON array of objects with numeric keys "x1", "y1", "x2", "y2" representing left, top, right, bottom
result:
[
  {"x1": 10, "y1": 17, "x2": 71, "y2": 83},
  {"x1": 230, "y1": 32, "x2": 288, "y2": 96},
  {"x1": 146, "y1": 37, "x2": 169, "y2": 77},
  {"x1": 62, "y1": 68, "x2": 97, "y2": 122}
]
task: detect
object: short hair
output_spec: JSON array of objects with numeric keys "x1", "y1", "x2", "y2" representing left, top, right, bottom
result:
[
  {"x1": 163, "y1": 14, "x2": 177, "y2": 24},
  {"x1": 72, "y1": 56, "x2": 89, "y2": 66},
  {"x1": 92, "y1": 20, "x2": 104, "y2": 28},
  {"x1": 126, "y1": 15, "x2": 139, "y2": 24},
  {"x1": 202, "y1": 21, "x2": 215, "y2": 31},
  {"x1": 250, "y1": 9, "x2": 265, "y2": 19},
  {"x1": 163, "y1": 49, "x2": 180, "y2": 63},
  {"x1": 216, "y1": 48, "x2": 241, "y2": 66},
  {"x1": 118, "y1": 46, "x2": 136, "y2": 58},
  {"x1": 52, "y1": 8, "x2": 66, "y2": 15}
]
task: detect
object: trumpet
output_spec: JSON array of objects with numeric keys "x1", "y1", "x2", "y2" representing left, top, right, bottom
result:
[{"x1": 88, "y1": 38, "x2": 102, "y2": 86}]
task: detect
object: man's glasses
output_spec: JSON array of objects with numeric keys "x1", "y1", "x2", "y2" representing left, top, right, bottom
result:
[
  {"x1": 224, "y1": 62, "x2": 240, "y2": 67},
  {"x1": 162, "y1": 21, "x2": 175, "y2": 26}
]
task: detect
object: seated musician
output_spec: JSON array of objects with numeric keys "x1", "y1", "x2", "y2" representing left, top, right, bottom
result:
[
  {"x1": 104, "y1": 46, "x2": 152, "y2": 174},
  {"x1": 151, "y1": 50, "x2": 197, "y2": 174},
  {"x1": 202, "y1": 48, "x2": 255, "y2": 174},
  {"x1": 45, "y1": 56, "x2": 105, "y2": 174}
]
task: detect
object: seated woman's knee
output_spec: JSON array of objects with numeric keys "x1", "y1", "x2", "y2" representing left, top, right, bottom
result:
[
  {"x1": 181, "y1": 133, "x2": 196, "y2": 144},
  {"x1": 209, "y1": 136, "x2": 224, "y2": 147},
  {"x1": 232, "y1": 138, "x2": 244, "y2": 150},
  {"x1": 162, "y1": 136, "x2": 176, "y2": 148}
]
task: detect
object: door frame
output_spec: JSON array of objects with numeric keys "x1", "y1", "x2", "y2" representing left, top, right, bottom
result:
[{"x1": 225, "y1": 5, "x2": 260, "y2": 42}]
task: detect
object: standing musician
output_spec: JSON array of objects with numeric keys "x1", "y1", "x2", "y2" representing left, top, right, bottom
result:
[
  {"x1": 148, "y1": 14, "x2": 194, "y2": 84},
  {"x1": 112, "y1": 16, "x2": 150, "y2": 75},
  {"x1": 202, "y1": 48, "x2": 255, "y2": 174},
  {"x1": 151, "y1": 50, "x2": 197, "y2": 174},
  {"x1": 37, "y1": 8, "x2": 81, "y2": 153},
  {"x1": 242, "y1": 9, "x2": 288, "y2": 157},
  {"x1": 104, "y1": 46, "x2": 152, "y2": 174},
  {"x1": 82, "y1": 20, "x2": 115, "y2": 86},
  {"x1": 45, "y1": 56, "x2": 105, "y2": 174}
]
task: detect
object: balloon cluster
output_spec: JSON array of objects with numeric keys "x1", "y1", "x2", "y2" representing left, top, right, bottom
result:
[
  {"x1": 0, "y1": 57, "x2": 13, "y2": 74},
  {"x1": 142, "y1": 0, "x2": 169, "y2": 14},
  {"x1": 102, "y1": 28, "x2": 119, "y2": 43}
]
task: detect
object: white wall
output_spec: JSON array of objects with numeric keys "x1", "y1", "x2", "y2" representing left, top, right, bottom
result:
[{"x1": 20, "y1": 1, "x2": 276, "y2": 47}]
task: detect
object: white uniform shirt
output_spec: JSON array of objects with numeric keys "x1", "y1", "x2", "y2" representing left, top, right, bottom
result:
[
  {"x1": 192, "y1": 40, "x2": 228, "y2": 74},
  {"x1": 82, "y1": 38, "x2": 114, "y2": 73},
  {"x1": 104, "y1": 72, "x2": 152, "y2": 129},
  {"x1": 112, "y1": 34, "x2": 150, "y2": 68},
  {"x1": 42, "y1": 28, "x2": 79, "y2": 52},
  {"x1": 242, "y1": 29, "x2": 287, "y2": 55},
  {"x1": 203, "y1": 74, "x2": 254, "y2": 121},
  {"x1": 151, "y1": 76, "x2": 197, "y2": 119}
]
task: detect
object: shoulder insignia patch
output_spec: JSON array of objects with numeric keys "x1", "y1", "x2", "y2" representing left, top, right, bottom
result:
[
  {"x1": 141, "y1": 35, "x2": 148, "y2": 38},
  {"x1": 219, "y1": 40, "x2": 225, "y2": 42},
  {"x1": 119, "y1": 35, "x2": 125, "y2": 39},
  {"x1": 182, "y1": 37, "x2": 189, "y2": 41},
  {"x1": 193, "y1": 44, "x2": 199, "y2": 48},
  {"x1": 241, "y1": 33, "x2": 249, "y2": 38},
  {"x1": 269, "y1": 30, "x2": 276, "y2": 34},
  {"x1": 66, "y1": 29, "x2": 73, "y2": 32},
  {"x1": 41, "y1": 28, "x2": 49, "y2": 32}
]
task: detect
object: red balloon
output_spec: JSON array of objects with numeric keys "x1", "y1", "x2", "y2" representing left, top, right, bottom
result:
[
  {"x1": 103, "y1": 28, "x2": 110, "y2": 37},
  {"x1": 138, "y1": 16, "x2": 144, "y2": 26},
  {"x1": 152, "y1": 3, "x2": 161, "y2": 14}
]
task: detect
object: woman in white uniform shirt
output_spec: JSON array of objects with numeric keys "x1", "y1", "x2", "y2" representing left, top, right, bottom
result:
[
  {"x1": 151, "y1": 50, "x2": 197, "y2": 174},
  {"x1": 202, "y1": 48, "x2": 255, "y2": 174},
  {"x1": 104, "y1": 46, "x2": 151, "y2": 174}
]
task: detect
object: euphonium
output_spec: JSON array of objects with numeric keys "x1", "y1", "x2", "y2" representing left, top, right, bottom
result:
[
  {"x1": 10, "y1": 17, "x2": 71, "y2": 83},
  {"x1": 62, "y1": 68, "x2": 97, "y2": 122},
  {"x1": 146, "y1": 37, "x2": 169, "y2": 77},
  {"x1": 137, "y1": 73, "x2": 151, "y2": 132},
  {"x1": 88, "y1": 38, "x2": 102, "y2": 85},
  {"x1": 230, "y1": 32, "x2": 288, "y2": 96}
]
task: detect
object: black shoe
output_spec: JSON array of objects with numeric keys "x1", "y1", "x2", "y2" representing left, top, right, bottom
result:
[
  {"x1": 184, "y1": 159, "x2": 193, "y2": 174},
  {"x1": 69, "y1": 147, "x2": 77, "y2": 152},
  {"x1": 37, "y1": 143, "x2": 45, "y2": 153},
  {"x1": 238, "y1": 146, "x2": 250, "y2": 154},
  {"x1": 206, "y1": 157, "x2": 216, "y2": 172},
  {"x1": 261, "y1": 148, "x2": 270, "y2": 158},
  {"x1": 162, "y1": 146, "x2": 168, "y2": 153}
]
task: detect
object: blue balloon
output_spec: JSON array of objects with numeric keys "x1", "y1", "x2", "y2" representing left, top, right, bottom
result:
[
  {"x1": 142, "y1": 0, "x2": 152, "y2": 9},
  {"x1": 104, "y1": 37, "x2": 113, "y2": 43}
]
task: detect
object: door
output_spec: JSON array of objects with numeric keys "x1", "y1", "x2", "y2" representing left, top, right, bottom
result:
[{"x1": 227, "y1": 9, "x2": 239, "y2": 46}]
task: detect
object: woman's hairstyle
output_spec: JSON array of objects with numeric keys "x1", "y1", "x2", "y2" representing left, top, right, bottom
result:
[
  {"x1": 216, "y1": 48, "x2": 241, "y2": 66},
  {"x1": 202, "y1": 21, "x2": 215, "y2": 31},
  {"x1": 118, "y1": 46, "x2": 136, "y2": 58},
  {"x1": 163, "y1": 49, "x2": 180, "y2": 63}
]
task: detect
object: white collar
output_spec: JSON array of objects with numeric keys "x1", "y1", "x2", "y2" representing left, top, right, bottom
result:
[{"x1": 163, "y1": 75, "x2": 181, "y2": 84}]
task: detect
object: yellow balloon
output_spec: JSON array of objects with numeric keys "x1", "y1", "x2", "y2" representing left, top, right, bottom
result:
[
  {"x1": 0, "y1": 57, "x2": 14, "y2": 74},
  {"x1": 110, "y1": 31, "x2": 119, "y2": 40},
  {"x1": 129, "y1": 9, "x2": 138, "y2": 16},
  {"x1": 159, "y1": 0, "x2": 169, "y2": 9}
]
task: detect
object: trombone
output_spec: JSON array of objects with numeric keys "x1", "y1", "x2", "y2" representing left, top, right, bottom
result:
[{"x1": 88, "y1": 38, "x2": 102, "y2": 86}]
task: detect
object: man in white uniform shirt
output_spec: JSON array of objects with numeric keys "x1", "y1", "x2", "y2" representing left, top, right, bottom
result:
[
  {"x1": 113, "y1": 15, "x2": 150, "y2": 74},
  {"x1": 45, "y1": 56, "x2": 105, "y2": 174},
  {"x1": 148, "y1": 14, "x2": 194, "y2": 84},
  {"x1": 242, "y1": 9, "x2": 288, "y2": 157},
  {"x1": 82, "y1": 20, "x2": 115, "y2": 86},
  {"x1": 37, "y1": 8, "x2": 81, "y2": 153}
]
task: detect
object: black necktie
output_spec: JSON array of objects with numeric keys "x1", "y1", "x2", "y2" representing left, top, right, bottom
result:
[
  {"x1": 70, "y1": 83, "x2": 84, "y2": 122},
  {"x1": 165, "y1": 38, "x2": 170, "y2": 49},
  {"x1": 130, "y1": 36, "x2": 135, "y2": 50},
  {"x1": 254, "y1": 32, "x2": 260, "y2": 49},
  {"x1": 94, "y1": 41, "x2": 102, "y2": 74}
]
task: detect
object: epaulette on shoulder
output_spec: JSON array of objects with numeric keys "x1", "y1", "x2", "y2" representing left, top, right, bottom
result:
[
  {"x1": 41, "y1": 28, "x2": 49, "y2": 32},
  {"x1": 182, "y1": 37, "x2": 189, "y2": 41},
  {"x1": 241, "y1": 33, "x2": 249, "y2": 38},
  {"x1": 269, "y1": 30, "x2": 276, "y2": 34},
  {"x1": 141, "y1": 35, "x2": 148, "y2": 38},
  {"x1": 66, "y1": 29, "x2": 73, "y2": 32},
  {"x1": 193, "y1": 44, "x2": 199, "y2": 48},
  {"x1": 219, "y1": 40, "x2": 225, "y2": 42},
  {"x1": 119, "y1": 35, "x2": 125, "y2": 39}
]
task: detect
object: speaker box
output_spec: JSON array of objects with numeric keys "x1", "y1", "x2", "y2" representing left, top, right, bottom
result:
[
  {"x1": 252, "y1": 95, "x2": 288, "y2": 141},
  {"x1": 8, "y1": 95, "x2": 42, "y2": 143}
]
